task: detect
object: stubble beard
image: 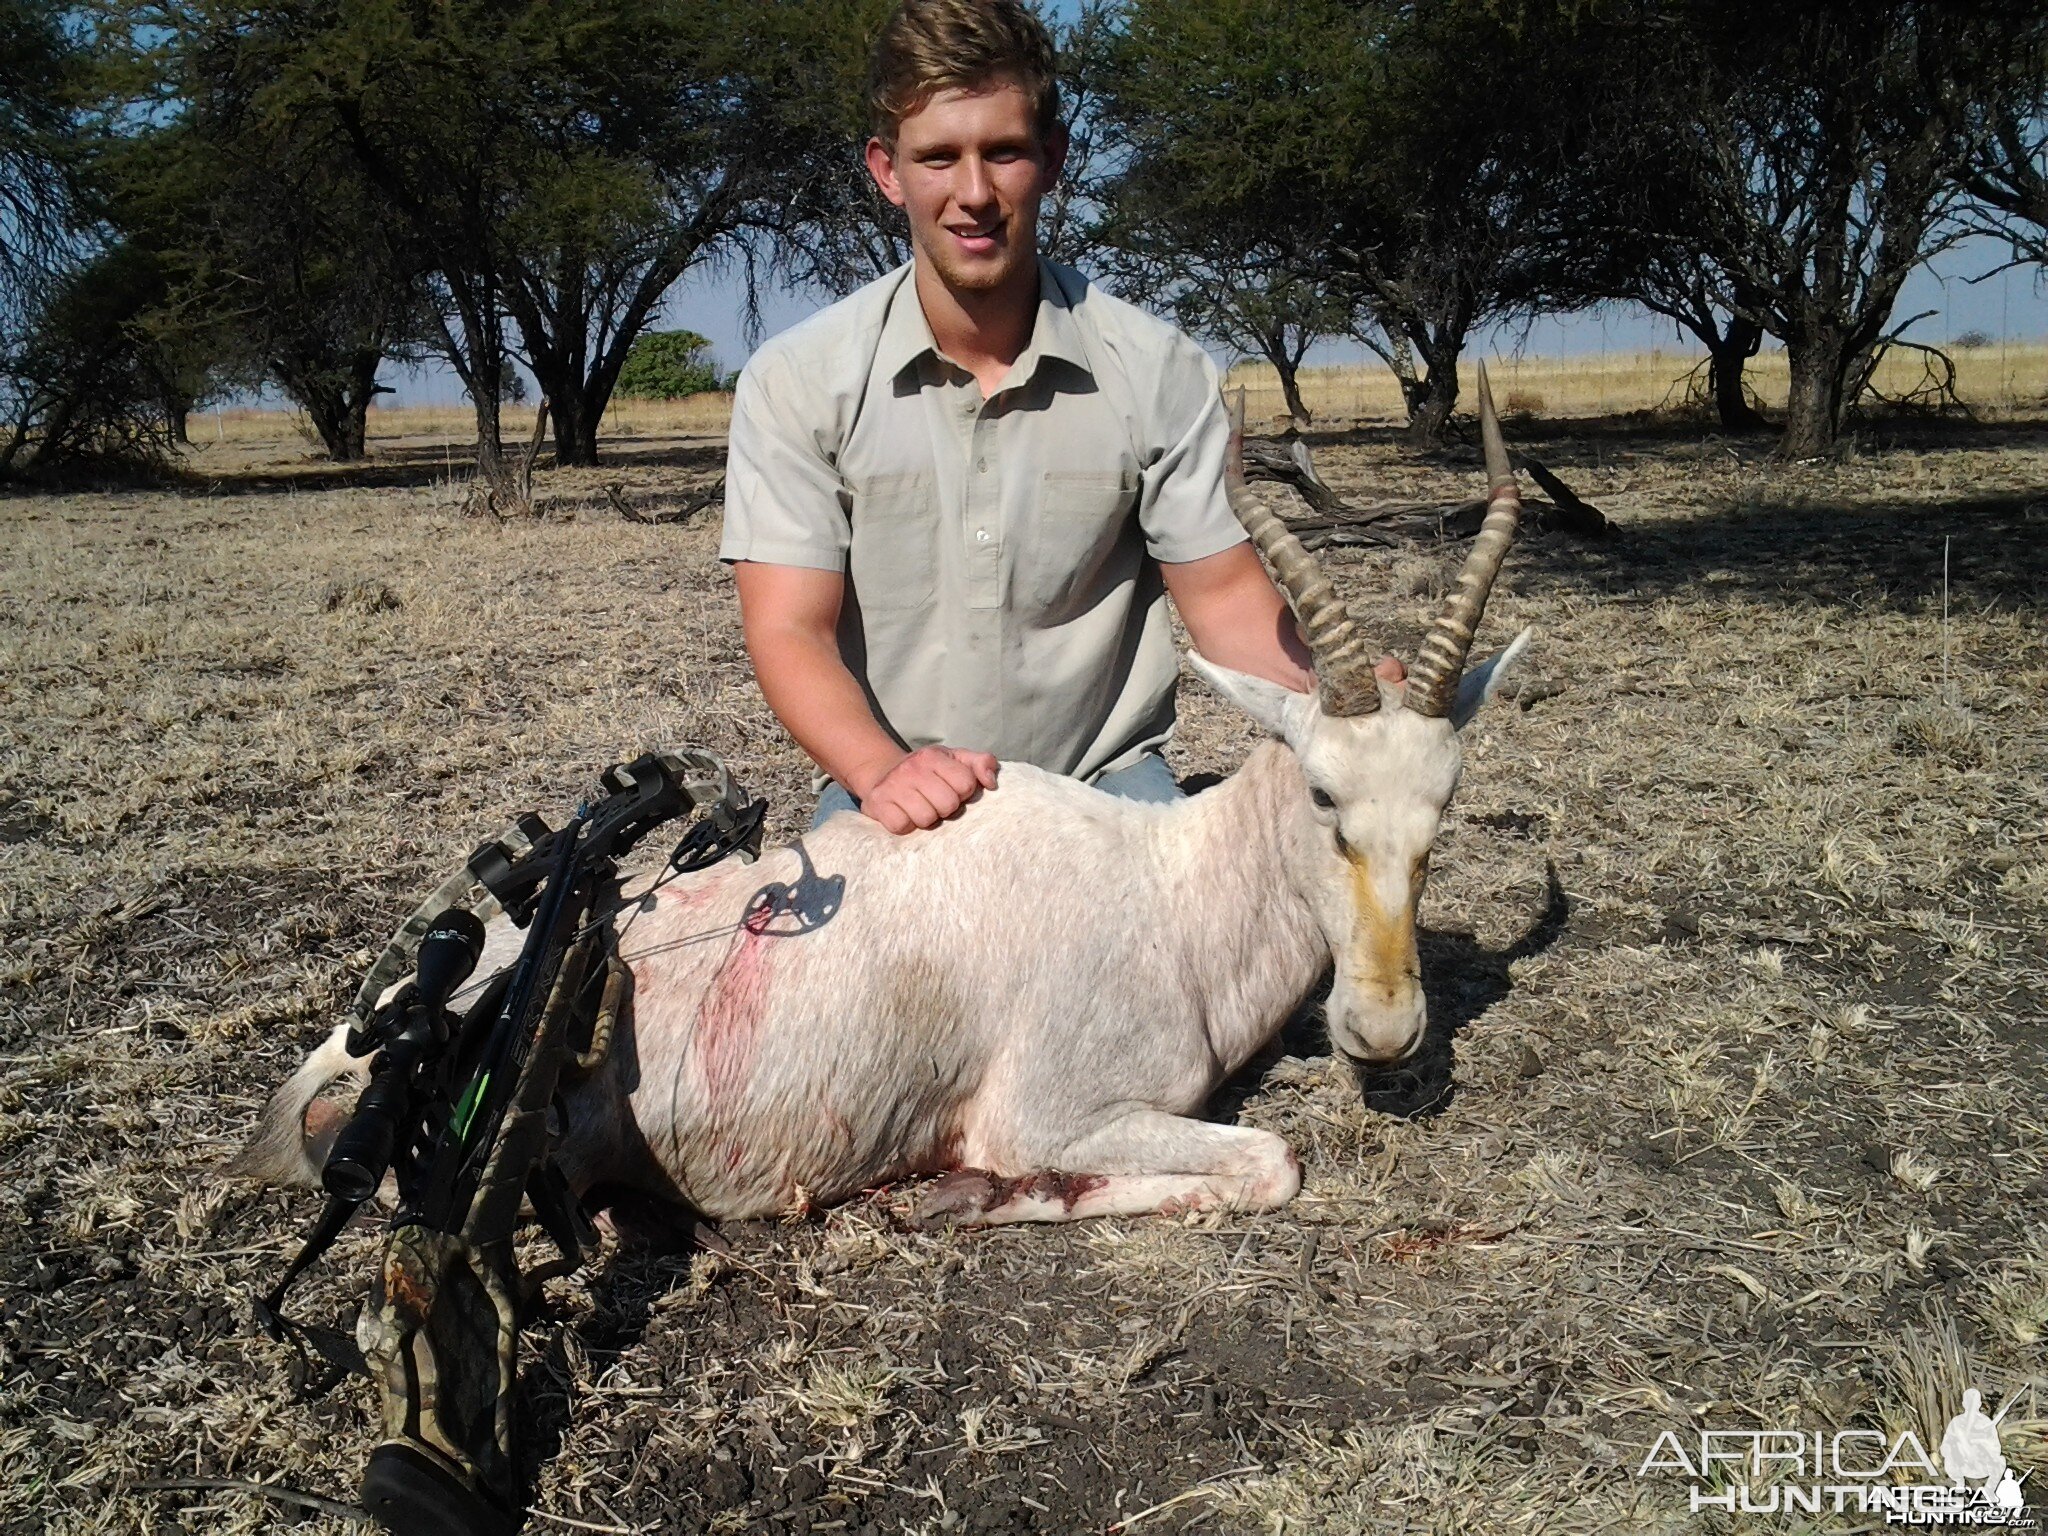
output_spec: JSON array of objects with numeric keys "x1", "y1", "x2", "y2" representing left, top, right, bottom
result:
[{"x1": 917, "y1": 228, "x2": 1032, "y2": 297}]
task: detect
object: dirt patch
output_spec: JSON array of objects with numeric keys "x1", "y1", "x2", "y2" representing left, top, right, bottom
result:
[{"x1": 2, "y1": 415, "x2": 2045, "y2": 1534}]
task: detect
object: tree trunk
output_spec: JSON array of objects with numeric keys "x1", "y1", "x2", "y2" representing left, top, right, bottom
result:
[
  {"x1": 509, "y1": 237, "x2": 709, "y2": 472},
  {"x1": 340, "y1": 350, "x2": 382, "y2": 461},
  {"x1": 26, "y1": 344, "x2": 117, "y2": 468},
  {"x1": 548, "y1": 387, "x2": 598, "y2": 467},
  {"x1": 527, "y1": 324, "x2": 635, "y2": 469},
  {"x1": 334, "y1": 406, "x2": 367, "y2": 461},
  {"x1": 284, "y1": 354, "x2": 381, "y2": 463},
  {"x1": 521, "y1": 339, "x2": 598, "y2": 467},
  {"x1": 473, "y1": 390, "x2": 506, "y2": 480},
  {"x1": 1707, "y1": 315, "x2": 1769, "y2": 432},
  {"x1": 428, "y1": 278, "x2": 510, "y2": 480},
  {"x1": 570, "y1": 327, "x2": 643, "y2": 464},
  {"x1": 297, "y1": 382, "x2": 361, "y2": 461},
  {"x1": 1405, "y1": 345, "x2": 1460, "y2": 448},
  {"x1": 1275, "y1": 356, "x2": 1311, "y2": 425},
  {"x1": 1779, "y1": 334, "x2": 1846, "y2": 458},
  {"x1": 1254, "y1": 321, "x2": 1313, "y2": 425},
  {"x1": 303, "y1": 387, "x2": 355, "y2": 460},
  {"x1": 0, "y1": 410, "x2": 29, "y2": 476}
]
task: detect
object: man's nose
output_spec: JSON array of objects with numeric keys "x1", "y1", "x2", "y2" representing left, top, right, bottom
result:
[{"x1": 954, "y1": 156, "x2": 995, "y2": 209}]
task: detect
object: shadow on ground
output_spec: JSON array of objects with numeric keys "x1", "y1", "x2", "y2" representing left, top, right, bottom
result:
[
  {"x1": 1207, "y1": 865, "x2": 1572, "y2": 1127},
  {"x1": 1523, "y1": 489, "x2": 2048, "y2": 618},
  {"x1": 171, "y1": 437, "x2": 728, "y2": 497},
  {"x1": 1299, "y1": 410, "x2": 2048, "y2": 465}
]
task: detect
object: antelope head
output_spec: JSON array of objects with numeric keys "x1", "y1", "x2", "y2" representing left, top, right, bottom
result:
[{"x1": 1191, "y1": 365, "x2": 1530, "y2": 1070}]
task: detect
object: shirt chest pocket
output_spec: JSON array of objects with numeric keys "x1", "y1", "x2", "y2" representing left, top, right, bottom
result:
[
  {"x1": 847, "y1": 473, "x2": 936, "y2": 612},
  {"x1": 1024, "y1": 469, "x2": 1140, "y2": 620}
]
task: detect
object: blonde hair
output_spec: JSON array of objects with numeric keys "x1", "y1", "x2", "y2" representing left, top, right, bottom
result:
[{"x1": 868, "y1": 0, "x2": 1061, "y2": 149}]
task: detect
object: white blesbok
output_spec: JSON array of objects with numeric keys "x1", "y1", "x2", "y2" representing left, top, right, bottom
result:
[{"x1": 235, "y1": 369, "x2": 1532, "y2": 1227}]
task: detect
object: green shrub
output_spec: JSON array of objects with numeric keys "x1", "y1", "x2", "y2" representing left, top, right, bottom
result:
[{"x1": 615, "y1": 329, "x2": 723, "y2": 399}]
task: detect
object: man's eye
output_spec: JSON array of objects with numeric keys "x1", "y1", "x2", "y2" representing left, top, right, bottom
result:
[{"x1": 1310, "y1": 788, "x2": 1335, "y2": 811}]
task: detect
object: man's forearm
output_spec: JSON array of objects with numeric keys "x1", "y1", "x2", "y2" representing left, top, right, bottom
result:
[
  {"x1": 1193, "y1": 584, "x2": 1316, "y2": 689},
  {"x1": 1164, "y1": 544, "x2": 1317, "y2": 692},
  {"x1": 746, "y1": 626, "x2": 908, "y2": 796}
]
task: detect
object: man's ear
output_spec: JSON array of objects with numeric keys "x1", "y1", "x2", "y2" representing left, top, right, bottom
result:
[
  {"x1": 1451, "y1": 627, "x2": 1533, "y2": 730},
  {"x1": 1187, "y1": 652, "x2": 1316, "y2": 745},
  {"x1": 1043, "y1": 121, "x2": 1070, "y2": 184},
  {"x1": 864, "y1": 136, "x2": 905, "y2": 207}
]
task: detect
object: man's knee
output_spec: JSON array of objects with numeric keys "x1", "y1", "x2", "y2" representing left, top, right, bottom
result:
[
  {"x1": 810, "y1": 781, "x2": 860, "y2": 830},
  {"x1": 1094, "y1": 753, "x2": 1183, "y2": 805}
]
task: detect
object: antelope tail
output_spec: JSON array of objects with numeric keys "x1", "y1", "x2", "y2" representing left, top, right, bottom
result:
[{"x1": 225, "y1": 1024, "x2": 366, "y2": 1187}]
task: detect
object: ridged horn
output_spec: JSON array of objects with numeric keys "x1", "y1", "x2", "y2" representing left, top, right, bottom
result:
[
  {"x1": 1221, "y1": 389, "x2": 1380, "y2": 715},
  {"x1": 1407, "y1": 361, "x2": 1523, "y2": 719}
]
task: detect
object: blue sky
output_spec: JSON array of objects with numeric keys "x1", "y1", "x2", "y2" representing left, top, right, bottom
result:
[
  {"x1": 375, "y1": 0, "x2": 2048, "y2": 407},
  {"x1": 380, "y1": 233, "x2": 2048, "y2": 408},
  {"x1": 671, "y1": 232, "x2": 2048, "y2": 371}
]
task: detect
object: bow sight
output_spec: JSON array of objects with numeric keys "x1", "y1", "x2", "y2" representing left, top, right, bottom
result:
[{"x1": 255, "y1": 750, "x2": 764, "y2": 1536}]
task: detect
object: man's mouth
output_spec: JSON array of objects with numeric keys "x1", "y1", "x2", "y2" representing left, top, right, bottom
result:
[{"x1": 946, "y1": 219, "x2": 1005, "y2": 254}]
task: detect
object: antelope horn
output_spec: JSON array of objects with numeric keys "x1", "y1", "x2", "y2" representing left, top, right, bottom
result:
[
  {"x1": 1407, "y1": 361, "x2": 1523, "y2": 719},
  {"x1": 1220, "y1": 390, "x2": 1380, "y2": 716}
]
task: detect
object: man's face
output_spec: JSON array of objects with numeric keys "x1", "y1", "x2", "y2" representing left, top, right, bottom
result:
[{"x1": 865, "y1": 77, "x2": 1066, "y2": 297}]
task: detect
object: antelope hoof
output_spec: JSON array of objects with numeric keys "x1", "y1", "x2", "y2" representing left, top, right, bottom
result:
[
  {"x1": 586, "y1": 1184, "x2": 714, "y2": 1256},
  {"x1": 912, "y1": 1169, "x2": 1002, "y2": 1225}
]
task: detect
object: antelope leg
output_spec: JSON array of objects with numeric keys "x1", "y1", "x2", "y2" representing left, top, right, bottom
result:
[{"x1": 914, "y1": 1114, "x2": 1302, "y2": 1226}]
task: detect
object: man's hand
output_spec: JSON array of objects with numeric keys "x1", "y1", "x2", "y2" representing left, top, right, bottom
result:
[
  {"x1": 854, "y1": 746, "x2": 1000, "y2": 835},
  {"x1": 731, "y1": 563, "x2": 997, "y2": 833}
]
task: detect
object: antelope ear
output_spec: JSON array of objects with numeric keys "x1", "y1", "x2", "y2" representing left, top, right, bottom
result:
[
  {"x1": 1451, "y1": 627, "x2": 1533, "y2": 730},
  {"x1": 1187, "y1": 651, "x2": 1317, "y2": 746}
]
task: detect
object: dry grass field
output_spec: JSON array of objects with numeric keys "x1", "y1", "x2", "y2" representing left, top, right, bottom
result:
[
  {"x1": 1223, "y1": 341, "x2": 2048, "y2": 428},
  {"x1": 186, "y1": 340, "x2": 2048, "y2": 454},
  {"x1": 3, "y1": 364, "x2": 2046, "y2": 1535}
]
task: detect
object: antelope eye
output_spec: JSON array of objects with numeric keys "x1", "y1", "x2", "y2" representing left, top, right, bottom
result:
[{"x1": 1310, "y1": 787, "x2": 1336, "y2": 812}]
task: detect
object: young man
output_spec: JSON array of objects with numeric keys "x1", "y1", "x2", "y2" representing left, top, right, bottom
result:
[{"x1": 721, "y1": 0, "x2": 1375, "y2": 834}]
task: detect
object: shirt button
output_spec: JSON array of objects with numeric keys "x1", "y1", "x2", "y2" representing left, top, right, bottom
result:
[
  {"x1": 976, "y1": 457, "x2": 988, "y2": 473},
  {"x1": 976, "y1": 529, "x2": 990, "y2": 542}
]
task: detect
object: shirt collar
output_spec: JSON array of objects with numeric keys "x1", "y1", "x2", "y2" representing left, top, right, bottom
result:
[
  {"x1": 1010, "y1": 259, "x2": 1091, "y2": 382},
  {"x1": 875, "y1": 258, "x2": 1092, "y2": 388},
  {"x1": 874, "y1": 264, "x2": 936, "y2": 382}
]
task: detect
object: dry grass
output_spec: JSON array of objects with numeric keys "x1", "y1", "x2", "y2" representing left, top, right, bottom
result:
[
  {"x1": 1226, "y1": 339, "x2": 2048, "y2": 427},
  {"x1": 194, "y1": 335, "x2": 2048, "y2": 454},
  {"x1": 3, "y1": 398, "x2": 2045, "y2": 1534},
  {"x1": 197, "y1": 391, "x2": 739, "y2": 454}
]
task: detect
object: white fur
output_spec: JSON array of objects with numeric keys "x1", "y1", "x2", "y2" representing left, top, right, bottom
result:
[{"x1": 235, "y1": 641, "x2": 1530, "y2": 1225}]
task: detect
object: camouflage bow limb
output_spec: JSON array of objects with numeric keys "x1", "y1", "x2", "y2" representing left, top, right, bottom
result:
[{"x1": 357, "y1": 920, "x2": 604, "y2": 1533}]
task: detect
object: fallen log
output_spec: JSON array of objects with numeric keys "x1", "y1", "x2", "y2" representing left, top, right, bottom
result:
[
  {"x1": 1243, "y1": 431, "x2": 1613, "y2": 547},
  {"x1": 1436, "y1": 497, "x2": 1586, "y2": 539},
  {"x1": 1512, "y1": 453, "x2": 1611, "y2": 537},
  {"x1": 1241, "y1": 435, "x2": 1347, "y2": 518},
  {"x1": 1292, "y1": 496, "x2": 1591, "y2": 549},
  {"x1": 605, "y1": 477, "x2": 724, "y2": 525}
]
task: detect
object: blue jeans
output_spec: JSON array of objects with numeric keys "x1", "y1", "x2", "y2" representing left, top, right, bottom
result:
[{"x1": 809, "y1": 751, "x2": 1183, "y2": 830}]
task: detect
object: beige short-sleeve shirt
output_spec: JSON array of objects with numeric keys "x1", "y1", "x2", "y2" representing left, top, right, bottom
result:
[{"x1": 719, "y1": 259, "x2": 1246, "y2": 782}]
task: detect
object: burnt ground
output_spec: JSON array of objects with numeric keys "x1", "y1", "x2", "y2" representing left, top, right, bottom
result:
[{"x1": 1, "y1": 412, "x2": 2045, "y2": 1534}]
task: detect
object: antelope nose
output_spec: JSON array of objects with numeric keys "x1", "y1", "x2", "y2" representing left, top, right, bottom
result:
[
  {"x1": 1342, "y1": 1026, "x2": 1425, "y2": 1067},
  {"x1": 1334, "y1": 1001, "x2": 1427, "y2": 1065}
]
